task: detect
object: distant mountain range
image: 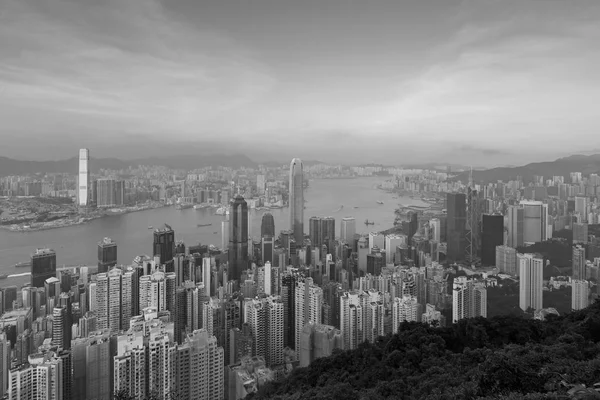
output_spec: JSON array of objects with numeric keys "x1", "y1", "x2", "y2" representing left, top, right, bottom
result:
[
  {"x1": 0, "y1": 154, "x2": 258, "y2": 176},
  {"x1": 452, "y1": 154, "x2": 600, "y2": 184}
]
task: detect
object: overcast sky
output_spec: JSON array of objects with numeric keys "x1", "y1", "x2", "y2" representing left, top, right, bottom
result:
[{"x1": 1, "y1": 0, "x2": 599, "y2": 166}]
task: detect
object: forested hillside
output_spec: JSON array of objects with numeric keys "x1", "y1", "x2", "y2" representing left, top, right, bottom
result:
[{"x1": 249, "y1": 301, "x2": 600, "y2": 400}]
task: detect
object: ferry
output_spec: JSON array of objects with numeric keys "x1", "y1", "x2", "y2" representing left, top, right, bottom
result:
[
  {"x1": 193, "y1": 204, "x2": 209, "y2": 210},
  {"x1": 15, "y1": 261, "x2": 31, "y2": 268},
  {"x1": 197, "y1": 223, "x2": 212, "y2": 228},
  {"x1": 377, "y1": 201, "x2": 384, "y2": 205},
  {"x1": 365, "y1": 220, "x2": 375, "y2": 225}
]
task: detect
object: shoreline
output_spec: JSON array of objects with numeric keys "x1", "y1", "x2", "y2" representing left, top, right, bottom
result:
[{"x1": 0, "y1": 202, "x2": 167, "y2": 233}]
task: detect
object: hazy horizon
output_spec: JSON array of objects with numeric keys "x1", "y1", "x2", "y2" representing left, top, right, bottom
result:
[{"x1": 1, "y1": 0, "x2": 599, "y2": 166}]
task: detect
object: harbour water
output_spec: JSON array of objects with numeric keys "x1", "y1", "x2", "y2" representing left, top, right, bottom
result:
[{"x1": 0, "y1": 177, "x2": 426, "y2": 287}]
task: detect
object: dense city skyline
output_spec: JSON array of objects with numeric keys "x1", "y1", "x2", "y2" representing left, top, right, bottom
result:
[{"x1": 2, "y1": 0, "x2": 600, "y2": 165}]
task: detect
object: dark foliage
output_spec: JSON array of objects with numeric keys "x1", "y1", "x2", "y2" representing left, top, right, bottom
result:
[{"x1": 249, "y1": 301, "x2": 600, "y2": 400}]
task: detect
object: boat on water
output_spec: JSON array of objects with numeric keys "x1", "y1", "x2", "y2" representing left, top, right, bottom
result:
[
  {"x1": 365, "y1": 219, "x2": 375, "y2": 225},
  {"x1": 193, "y1": 204, "x2": 209, "y2": 210},
  {"x1": 213, "y1": 231, "x2": 218, "y2": 234},
  {"x1": 377, "y1": 201, "x2": 384, "y2": 205},
  {"x1": 148, "y1": 226, "x2": 154, "y2": 230},
  {"x1": 15, "y1": 261, "x2": 30, "y2": 268},
  {"x1": 176, "y1": 204, "x2": 193, "y2": 210},
  {"x1": 0, "y1": 275, "x2": 8, "y2": 280},
  {"x1": 197, "y1": 223, "x2": 212, "y2": 227}
]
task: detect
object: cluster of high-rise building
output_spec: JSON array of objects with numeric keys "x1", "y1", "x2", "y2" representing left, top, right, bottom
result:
[{"x1": 3, "y1": 157, "x2": 600, "y2": 398}]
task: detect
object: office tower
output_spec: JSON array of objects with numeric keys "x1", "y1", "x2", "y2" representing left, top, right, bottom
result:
[
  {"x1": 261, "y1": 213, "x2": 275, "y2": 237},
  {"x1": 446, "y1": 193, "x2": 467, "y2": 262},
  {"x1": 384, "y1": 235, "x2": 404, "y2": 264},
  {"x1": 0, "y1": 333, "x2": 9, "y2": 398},
  {"x1": 368, "y1": 232, "x2": 385, "y2": 254},
  {"x1": 496, "y1": 245, "x2": 518, "y2": 276},
  {"x1": 78, "y1": 148, "x2": 90, "y2": 207},
  {"x1": 572, "y1": 245, "x2": 586, "y2": 280},
  {"x1": 572, "y1": 280, "x2": 590, "y2": 311},
  {"x1": 520, "y1": 201, "x2": 548, "y2": 244},
  {"x1": 289, "y1": 158, "x2": 304, "y2": 244},
  {"x1": 506, "y1": 205, "x2": 524, "y2": 248},
  {"x1": 340, "y1": 217, "x2": 356, "y2": 244},
  {"x1": 176, "y1": 329, "x2": 224, "y2": 400},
  {"x1": 153, "y1": 224, "x2": 175, "y2": 271},
  {"x1": 466, "y1": 186, "x2": 481, "y2": 264},
  {"x1": 366, "y1": 248, "x2": 385, "y2": 276},
  {"x1": 31, "y1": 248, "x2": 57, "y2": 288},
  {"x1": 228, "y1": 196, "x2": 249, "y2": 282},
  {"x1": 481, "y1": 214, "x2": 504, "y2": 266},
  {"x1": 280, "y1": 273, "x2": 298, "y2": 349},
  {"x1": 452, "y1": 276, "x2": 487, "y2": 323},
  {"x1": 430, "y1": 218, "x2": 441, "y2": 243},
  {"x1": 573, "y1": 222, "x2": 588, "y2": 245},
  {"x1": 392, "y1": 296, "x2": 422, "y2": 333},
  {"x1": 97, "y1": 237, "x2": 117, "y2": 273},
  {"x1": 295, "y1": 277, "x2": 323, "y2": 355},
  {"x1": 299, "y1": 322, "x2": 342, "y2": 367},
  {"x1": 575, "y1": 196, "x2": 588, "y2": 221},
  {"x1": 518, "y1": 253, "x2": 544, "y2": 312},
  {"x1": 244, "y1": 297, "x2": 284, "y2": 367},
  {"x1": 261, "y1": 236, "x2": 274, "y2": 265}
]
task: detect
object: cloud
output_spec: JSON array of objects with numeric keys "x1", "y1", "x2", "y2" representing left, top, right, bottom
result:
[{"x1": 0, "y1": 0, "x2": 275, "y2": 137}]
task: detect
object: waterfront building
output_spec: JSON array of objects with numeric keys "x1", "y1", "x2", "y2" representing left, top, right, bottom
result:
[
  {"x1": 31, "y1": 248, "x2": 57, "y2": 288},
  {"x1": 340, "y1": 217, "x2": 356, "y2": 246},
  {"x1": 97, "y1": 237, "x2": 117, "y2": 274},
  {"x1": 153, "y1": 225, "x2": 175, "y2": 271}
]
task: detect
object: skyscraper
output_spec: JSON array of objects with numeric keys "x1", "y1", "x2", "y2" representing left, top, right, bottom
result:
[
  {"x1": 496, "y1": 245, "x2": 518, "y2": 276},
  {"x1": 507, "y1": 205, "x2": 524, "y2": 248},
  {"x1": 228, "y1": 195, "x2": 249, "y2": 282},
  {"x1": 520, "y1": 201, "x2": 548, "y2": 245},
  {"x1": 31, "y1": 248, "x2": 57, "y2": 288},
  {"x1": 295, "y1": 277, "x2": 322, "y2": 355},
  {"x1": 481, "y1": 214, "x2": 504, "y2": 266},
  {"x1": 340, "y1": 217, "x2": 356, "y2": 245},
  {"x1": 572, "y1": 245, "x2": 586, "y2": 280},
  {"x1": 430, "y1": 218, "x2": 441, "y2": 243},
  {"x1": 78, "y1": 148, "x2": 90, "y2": 207},
  {"x1": 518, "y1": 253, "x2": 543, "y2": 312},
  {"x1": 452, "y1": 276, "x2": 487, "y2": 323},
  {"x1": 261, "y1": 213, "x2": 275, "y2": 237},
  {"x1": 572, "y1": 280, "x2": 590, "y2": 311},
  {"x1": 446, "y1": 193, "x2": 466, "y2": 262},
  {"x1": 153, "y1": 225, "x2": 175, "y2": 271},
  {"x1": 97, "y1": 237, "x2": 117, "y2": 274},
  {"x1": 289, "y1": 158, "x2": 304, "y2": 245}
]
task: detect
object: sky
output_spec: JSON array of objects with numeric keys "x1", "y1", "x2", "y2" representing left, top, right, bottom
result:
[{"x1": 1, "y1": 0, "x2": 599, "y2": 166}]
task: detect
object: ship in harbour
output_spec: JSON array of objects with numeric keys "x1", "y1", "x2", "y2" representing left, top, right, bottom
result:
[
  {"x1": 15, "y1": 261, "x2": 31, "y2": 268},
  {"x1": 197, "y1": 223, "x2": 212, "y2": 227},
  {"x1": 364, "y1": 220, "x2": 375, "y2": 225},
  {"x1": 176, "y1": 203, "x2": 193, "y2": 210},
  {"x1": 216, "y1": 207, "x2": 229, "y2": 216}
]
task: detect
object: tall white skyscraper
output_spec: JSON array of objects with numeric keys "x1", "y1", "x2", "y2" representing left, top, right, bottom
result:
[
  {"x1": 430, "y1": 218, "x2": 441, "y2": 243},
  {"x1": 78, "y1": 148, "x2": 90, "y2": 207},
  {"x1": 518, "y1": 253, "x2": 544, "y2": 312},
  {"x1": 289, "y1": 158, "x2": 304, "y2": 244},
  {"x1": 384, "y1": 234, "x2": 404, "y2": 264},
  {"x1": 572, "y1": 280, "x2": 590, "y2": 311},
  {"x1": 340, "y1": 217, "x2": 356, "y2": 244}
]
